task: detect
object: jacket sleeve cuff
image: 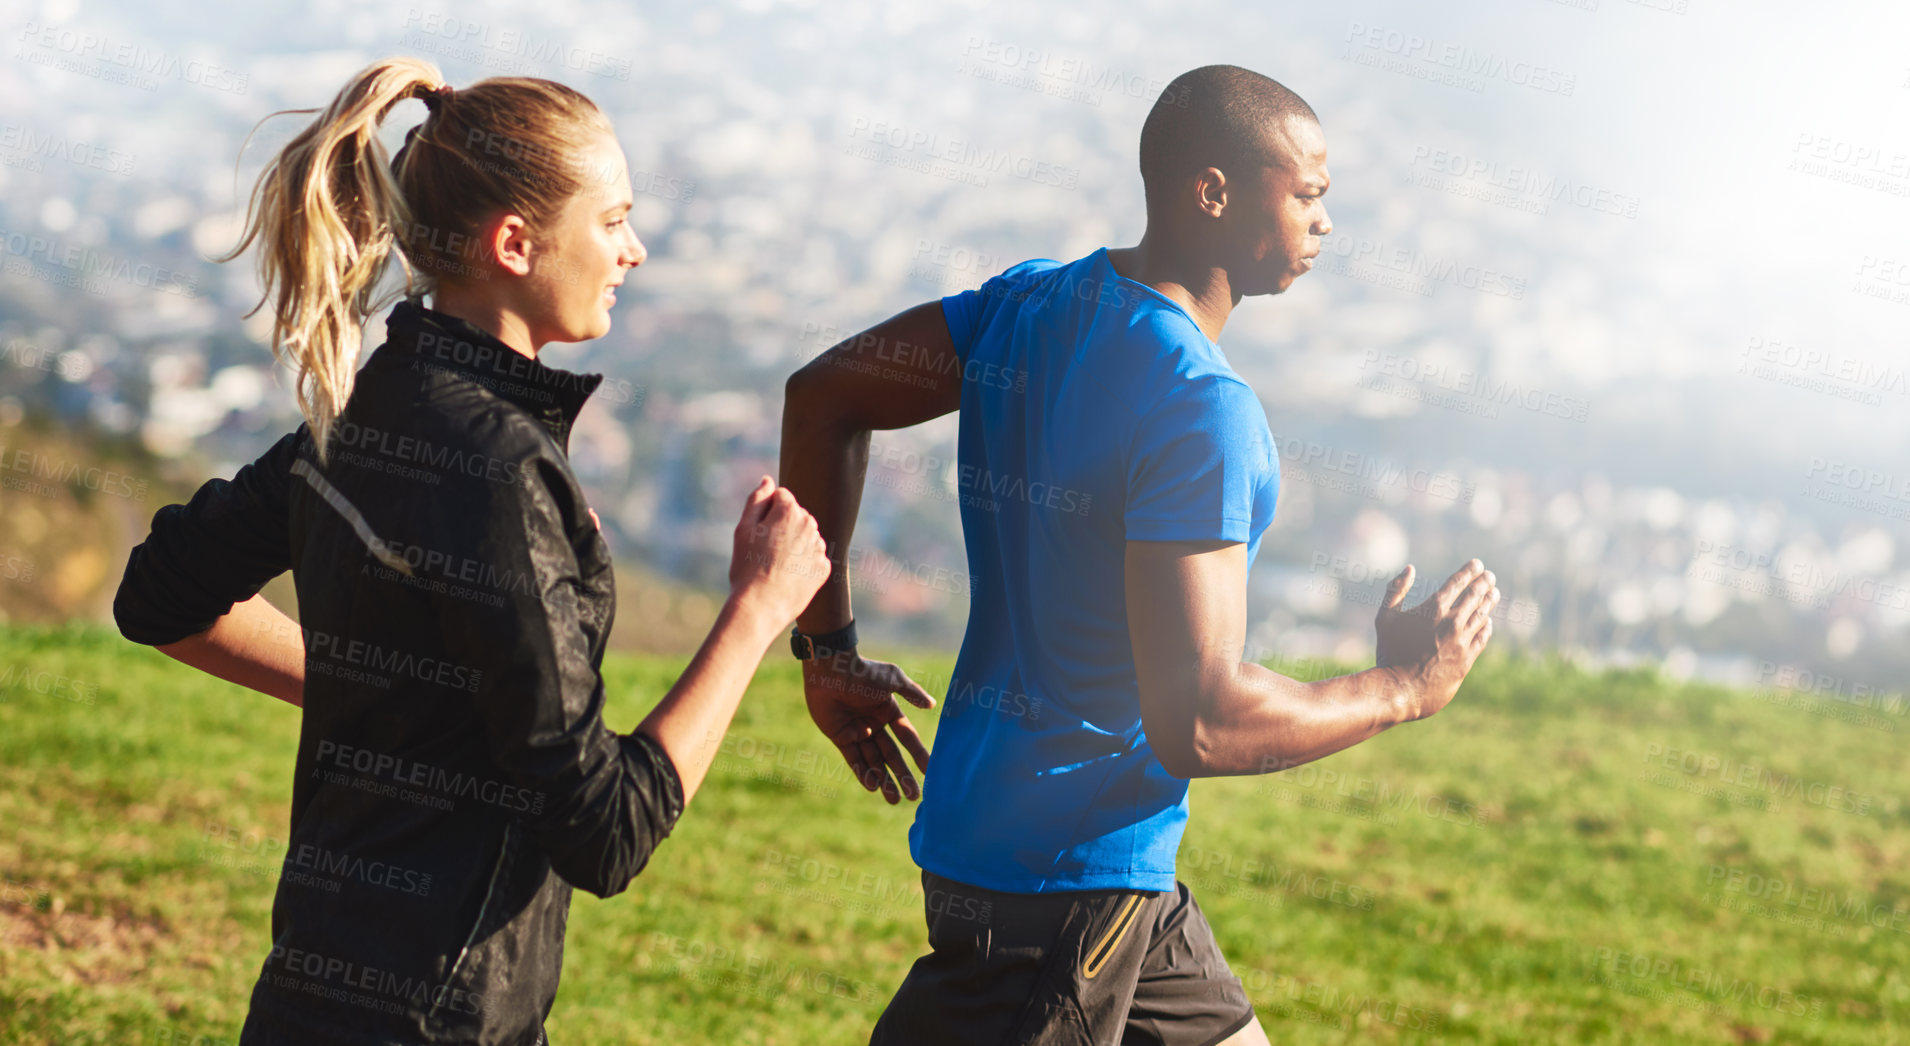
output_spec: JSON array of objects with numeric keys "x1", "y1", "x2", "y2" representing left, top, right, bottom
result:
[
  {"x1": 112, "y1": 543, "x2": 222, "y2": 647},
  {"x1": 622, "y1": 729, "x2": 687, "y2": 838}
]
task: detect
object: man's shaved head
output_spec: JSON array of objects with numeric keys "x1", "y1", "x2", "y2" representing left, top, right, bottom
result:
[{"x1": 1139, "y1": 65, "x2": 1318, "y2": 212}]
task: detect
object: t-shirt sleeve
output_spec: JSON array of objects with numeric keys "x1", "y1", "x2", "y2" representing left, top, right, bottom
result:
[
  {"x1": 939, "y1": 258, "x2": 1059, "y2": 361},
  {"x1": 1124, "y1": 378, "x2": 1273, "y2": 544}
]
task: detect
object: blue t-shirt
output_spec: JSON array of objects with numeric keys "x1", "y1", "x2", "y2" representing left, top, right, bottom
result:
[{"x1": 908, "y1": 247, "x2": 1280, "y2": 894}]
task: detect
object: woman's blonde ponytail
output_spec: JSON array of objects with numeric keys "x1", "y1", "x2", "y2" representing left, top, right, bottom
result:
[{"x1": 218, "y1": 57, "x2": 445, "y2": 464}]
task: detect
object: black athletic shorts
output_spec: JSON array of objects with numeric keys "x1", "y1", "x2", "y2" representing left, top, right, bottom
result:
[{"x1": 868, "y1": 869, "x2": 1257, "y2": 1046}]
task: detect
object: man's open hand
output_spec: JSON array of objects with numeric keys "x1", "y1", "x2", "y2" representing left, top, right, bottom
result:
[
  {"x1": 1374, "y1": 558, "x2": 1498, "y2": 722},
  {"x1": 801, "y1": 651, "x2": 935, "y2": 804}
]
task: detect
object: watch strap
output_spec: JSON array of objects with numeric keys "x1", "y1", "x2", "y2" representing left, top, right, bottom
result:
[{"x1": 791, "y1": 619, "x2": 858, "y2": 660}]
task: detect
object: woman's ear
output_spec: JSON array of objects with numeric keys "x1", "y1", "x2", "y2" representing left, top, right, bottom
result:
[{"x1": 486, "y1": 213, "x2": 534, "y2": 277}]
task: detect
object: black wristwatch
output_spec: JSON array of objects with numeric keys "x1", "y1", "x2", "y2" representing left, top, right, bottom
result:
[{"x1": 791, "y1": 619, "x2": 858, "y2": 660}]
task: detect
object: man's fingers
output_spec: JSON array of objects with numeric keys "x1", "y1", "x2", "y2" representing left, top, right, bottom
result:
[
  {"x1": 845, "y1": 738, "x2": 893, "y2": 799},
  {"x1": 829, "y1": 720, "x2": 875, "y2": 749},
  {"x1": 1465, "y1": 587, "x2": 1501, "y2": 632},
  {"x1": 1470, "y1": 616, "x2": 1494, "y2": 652},
  {"x1": 1380, "y1": 565, "x2": 1415, "y2": 611},
  {"x1": 1447, "y1": 571, "x2": 1495, "y2": 629},
  {"x1": 890, "y1": 716, "x2": 932, "y2": 775},
  {"x1": 871, "y1": 729, "x2": 918, "y2": 802},
  {"x1": 1433, "y1": 559, "x2": 1485, "y2": 614},
  {"x1": 841, "y1": 745, "x2": 878, "y2": 792},
  {"x1": 859, "y1": 738, "x2": 900, "y2": 803}
]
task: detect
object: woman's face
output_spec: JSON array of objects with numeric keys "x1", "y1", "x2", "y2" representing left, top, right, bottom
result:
[{"x1": 520, "y1": 132, "x2": 647, "y2": 346}]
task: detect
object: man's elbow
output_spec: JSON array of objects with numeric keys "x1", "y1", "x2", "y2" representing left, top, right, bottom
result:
[
  {"x1": 784, "y1": 367, "x2": 869, "y2": 450},
  {"x1": 1146, "y1": 704, "x2": 1211, "y2": 779},
  {"x1": 1155, "y1": 743, "x2": 1205, "y2": 780},
  {"x1": 1169, "y1": 722, "x2": 1230, "y2": 779},
  {"x1": 784, "y1": 363, "x2": 829, "y2": 412}
]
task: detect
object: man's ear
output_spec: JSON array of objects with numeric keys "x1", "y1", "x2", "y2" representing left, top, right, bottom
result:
[
  {"x1": 1194, "y1": 167, "x2": 1228, "y2": 219},
  {"x1": 483, "y1": 213, "x2": 534, "y2": 277}
]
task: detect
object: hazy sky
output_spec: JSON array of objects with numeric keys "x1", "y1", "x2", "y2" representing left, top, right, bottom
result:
[{"x1": 7, "y1": 0, "x2": 1908, "y2": 508}]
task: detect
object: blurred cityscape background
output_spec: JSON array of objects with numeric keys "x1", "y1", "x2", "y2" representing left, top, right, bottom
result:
[{"x1": 1, "y1": 0, "x2": 1907, "y2": 700}]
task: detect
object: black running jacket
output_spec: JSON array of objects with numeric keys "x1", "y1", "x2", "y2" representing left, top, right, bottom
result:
[{"x1": 114, "y1": 298, "x2": 684, "y2": 1045}]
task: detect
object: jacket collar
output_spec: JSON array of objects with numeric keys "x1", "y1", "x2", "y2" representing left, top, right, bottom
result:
[{"x1": 381, "y1": 297, "x2": 604, "y2": 449}]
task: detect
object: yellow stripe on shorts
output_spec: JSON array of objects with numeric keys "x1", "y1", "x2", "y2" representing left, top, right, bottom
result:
[{"x1": 1080, "y1": 894, "x2": 1144, "y2": 979}]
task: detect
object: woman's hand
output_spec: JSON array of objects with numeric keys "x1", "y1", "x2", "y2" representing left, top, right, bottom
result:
[{"x1": 728, "y1": 476, "x2": 832, "y2": 624}]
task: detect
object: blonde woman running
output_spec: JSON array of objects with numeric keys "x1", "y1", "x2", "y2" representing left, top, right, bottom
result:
[{"x1": 113, "y1": 58, "x2": 827, "y2": 1044}]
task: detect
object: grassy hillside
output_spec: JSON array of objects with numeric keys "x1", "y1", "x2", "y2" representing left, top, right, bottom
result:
[{"x1": 0, "y1": 626, "x2": 1903, "y2": 1044}]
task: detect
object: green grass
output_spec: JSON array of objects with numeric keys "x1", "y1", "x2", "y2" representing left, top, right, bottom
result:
[{"x1": 0, "y1": 625, "x2": 1905, "y2": 1044}]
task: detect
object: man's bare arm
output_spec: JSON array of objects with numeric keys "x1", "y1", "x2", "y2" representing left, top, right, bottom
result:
[
  {"x1": 155, "y1": 592, "x2": 306, "y2": 707},
  {"x1": 781, "y1": 301, "x2": 964, "y2": 634},
  {"x1": 779, "y1": 301, "x2": 960, "y2": 801},
  {"x1": 1127, "y1": 541, "x2": 1496, "y2": 778}
]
